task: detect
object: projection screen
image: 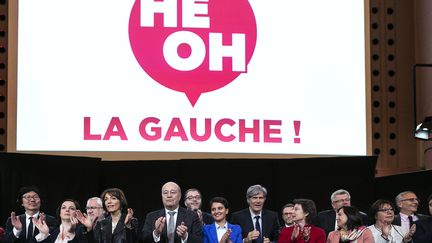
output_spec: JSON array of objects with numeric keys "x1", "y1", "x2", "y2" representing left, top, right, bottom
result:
[{"x1": 7, "y1": 0, "x2": 371, "y2": 160}]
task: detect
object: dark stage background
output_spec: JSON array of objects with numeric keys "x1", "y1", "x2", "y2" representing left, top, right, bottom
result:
[{"x1": 0, "y1": 153, "x2": 430, "y2": 228}]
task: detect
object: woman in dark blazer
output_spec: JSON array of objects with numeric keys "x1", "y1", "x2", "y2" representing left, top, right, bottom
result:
[
  {"x1": 203, "y1": 197, "x2": 242, "y2": 243},
  {"x1": 92, "y1": 188, "x2": 138, "y2": 243},
  {"x1": 34, "y1": 199, "x2": 87, "y2": 243}
]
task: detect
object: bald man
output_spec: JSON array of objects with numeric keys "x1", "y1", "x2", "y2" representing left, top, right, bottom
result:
[{"x1": 140, "y1": 182, "x2": 202, "y2": 243}]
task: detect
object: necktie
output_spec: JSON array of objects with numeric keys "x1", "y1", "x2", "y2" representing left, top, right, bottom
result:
[
  {"x1": 27, "y1": 217, "x2": 34, "y2": 243},
  {"x1": 254, "y1": 216, "x2": 262, "y2": 243},
  {"x1": 167, "y1": 211, "x2": 176, "y2": 243},
  {"x1": 408, "y1": 215, "x2": 414, "y2": 227}
]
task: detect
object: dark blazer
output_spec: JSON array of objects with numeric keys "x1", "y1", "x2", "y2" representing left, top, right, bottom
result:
[
  {"x1": 230, "y1": 208, "x2": 280, "y2": 243},
  {"x1": 391, "y1": 213, "x2": 429, "y2": 226},
  {"x1": 314, "y1": 209, "x2": 368, "y2": 236},
  {"x1": 202, "y1": 223, "x2": 242, "y2": 243},
  {"x1": 92, "y1": 214, "x2": 138, "y2": 243},
  {"x1": 201, "y1": 213, "x2": 214, "y2": 225},
  {"x1": 140, "y1": 208, "x2": 202, "y2": 243},
  {"x1": 413, "y1": 217, "x2": 432, "y2": 243},
  {"x1": 40, "y1": 224, "x2": 89, "y2": 243},
  {"x1": 2, "y1": 213, "x2": 58, "y2": 243}
]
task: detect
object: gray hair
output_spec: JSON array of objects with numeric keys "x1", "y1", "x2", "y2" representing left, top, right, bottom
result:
[
  {"x1": 395, "y1": 191, "x2": 416, "y2": 207},
  {"x1": 330, "y1": 189, "x2": 351, "y2": 202},
  {"x1": 87, "y1": 197, "x2": 103, "y2": 207},
  {"x1": 246, "y1": 184, "x2": 267, "y2": 199}
]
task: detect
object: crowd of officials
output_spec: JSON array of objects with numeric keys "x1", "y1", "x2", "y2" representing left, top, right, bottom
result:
[{"x1": 0, "y1": 183, "x2": 431, "y2": 243}]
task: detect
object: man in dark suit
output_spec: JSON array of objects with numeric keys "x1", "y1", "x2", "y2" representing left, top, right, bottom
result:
[
  {"x1": 315, "y1": 189, "x2": 368, "y2": 236},
  {"x1": 184, "y1": 188, "x2": 214, "y2": 225},
  {"x1": 2, "y1": 186, "x2": 58, "y2": 243},
  {"x1": 230, "y1": 185, "x2": 280, "y2": 243},
  {"x1": 141, "y1": 182, "x2": 202, "y2": 243},
  {"x1": 413, "y1": 193, "x2": 432, "y2": 243},
  {"x1": 392, "y1": 191, "x2": 429, "y2": 232}
]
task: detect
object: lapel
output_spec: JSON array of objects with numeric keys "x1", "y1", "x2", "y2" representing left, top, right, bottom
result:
[
  {"x1": 209, "y1": 224, "x2": 218, "y2": 242},
  {"x1": 261, "y1": 210, "x2": 267, "y2": 237},
  {"x1": 112, "y1": 214, "x2": 125, "y2": 236},
  {"x1": 161, "y1": 209, "x2": 168, "y2": 235},
  {"x1": 245, "y1": 210, "x2": 254, "y2": 233},
  {"x1": 20, "y1": 215, "x2": 27, "y2": 238},
  {"x1": 176, "y1": 208, "x2": 186, "y2": 228},
  {"x1": 100, "y1": 217, "x2": 113, "y2": 243}
]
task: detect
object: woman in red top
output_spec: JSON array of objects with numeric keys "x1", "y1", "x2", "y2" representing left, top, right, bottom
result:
[
  {"x1": 278, "y1": 199, "x2": 325, "y2": 243},
  {"x1": 0, "y1": 226, "x2": 4, "y2": 240}
]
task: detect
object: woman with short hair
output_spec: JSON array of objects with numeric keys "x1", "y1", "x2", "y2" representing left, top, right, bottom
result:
[
  {"x1": 278, "y1": 199, "x2": 325, "y2": 243},
  {"x1": 327, "y1": 206, "x2": 373, "y2": 243}
]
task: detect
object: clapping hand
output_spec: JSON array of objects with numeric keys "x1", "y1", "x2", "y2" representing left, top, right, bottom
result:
[
  {"x1": 76, "y1": 210, "x2": 94, "y2": 231},
  {"x1": 33, "y1": 214, "x2": 49, "y2": 235},
  {"x1": 10, "y1": 212, "x2": 22, "y2": 231},
  {"x1": 124, "y1": 208, "x2": 134, "y2": 226},
  {"x1": 302, "y1": 226, "x2": 311, "y2": 242},
  {"x1": 291, "y1": 224, "x2": 300, "y2": 241},
  {"x1": 404, "y1": 224, "x2": 416, "y2": 242},
  {"x1": 219, "y1": 228, "x2": 232, "y2": 243},
  {"x1": 68, "y1": 215, "x2": 78, "y2": 234},
  {"x1": 246, "y1": 229, "x2": 261, "y2": 242},
  {"x1": 176, "y1": 221, "x2": 188, "y2": 240},
  {"x1": 154, "y1": 217, "x2": 166, "y2": 236}
]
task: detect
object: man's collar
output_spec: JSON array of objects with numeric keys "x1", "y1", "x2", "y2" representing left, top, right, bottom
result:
[
  {"x1": 25, "y1": 212, "x2": 40, "y2": 219},
  {"x1": 249, "y1": 208, "x2": 262, "y2": 217}
]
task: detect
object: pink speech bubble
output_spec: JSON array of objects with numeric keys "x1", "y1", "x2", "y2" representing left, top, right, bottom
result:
[{"x1": 129, "y1": 0, "x2": 257, "y2": 106}]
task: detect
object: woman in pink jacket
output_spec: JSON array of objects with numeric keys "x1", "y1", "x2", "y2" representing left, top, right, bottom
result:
[{"x1": 327, "y1": 206, "x2": 373, "y2": 243}]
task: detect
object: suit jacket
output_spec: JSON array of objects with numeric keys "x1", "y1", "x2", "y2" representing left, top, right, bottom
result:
[
  {"x1": 278, "y1": 225, "x2": 325, "y2": 243},
  {"x1": 40, "y1": 224, "x2": 89, "y2": 243},
  {"x1": 202, "y1": 223, "x2": 242, "y2": 243},
  {"x1": 413, "y1": 216, "x2": 432, "y2": 243},
  {"x1": 92, "y1": 214, "x2": 138, "y2": 243},
  {"x1": 201, "y1": 213, "x2": 214, "y2": 226},
  {"x1": 140, "y1": 208, "x2": 202, "y2": 243},
  {"x1": 230, "y1": 208, "x2": 280, "y2": 243},
  {"x1": 2, "y1": 213, "x2": 58, "y2": 243},
  {"x1": 314, "y1": 209, "x2": 368, "y2": 236},
  {"x1": 391, "y1": 213, "x2": 429, "y2": 226}
]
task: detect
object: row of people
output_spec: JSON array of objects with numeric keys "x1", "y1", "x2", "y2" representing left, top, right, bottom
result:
[{"x1": 1, "y1": 184, "x2": 432, "y2": 243}]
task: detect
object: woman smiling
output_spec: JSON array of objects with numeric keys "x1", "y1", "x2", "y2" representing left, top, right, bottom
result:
[{"x1": 327, "y1": 206, "x2": 373, "y2": 243}]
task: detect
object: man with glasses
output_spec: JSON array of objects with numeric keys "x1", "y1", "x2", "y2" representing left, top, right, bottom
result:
[
  {"x1": 280, "y1": 203, "x2": 295, "y2": 228},
  {"x1": 141, "y1": 181, "x2": 202, "y2": 243},
  {"x1": 85, "y1": 197, "x2": 106, "y2": 226},
  {"x1": 3, "y1": 186, "x2": 58, "y2": 243},
  {"x1": 392, "y1": 191, "x2": 429, "y2": 232},
  {"x1": 315, "y1": 189, "x2": 368, "y2": 236},
  {"x1": 183, "y1": 188, "x2": 214, "y2": 225}
]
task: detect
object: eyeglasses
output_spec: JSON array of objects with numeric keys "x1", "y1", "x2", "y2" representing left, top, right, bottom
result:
[
  {"x1": 86, "y1": 206, "x2": 103, "y2": 210},
  {"x1": 378, "y1": 208, "x2": 394, "y2": 213},
  {"x1": 186, "y1": 195, "x2": 201, "y2": 200},
  {"x1": 400, "y1": 198, "x2": 420, "y2": 203},
  {"x1": 23, "y1": 195, "x2": 40, "y2": 201},
  {"x1": 333, "y1": 198, "x2": 350, "y2": 203}
]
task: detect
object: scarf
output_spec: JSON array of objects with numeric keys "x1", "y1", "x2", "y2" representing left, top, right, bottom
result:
[{"x1": 339, "y1": 226, "x2": 367, "y2": 242}]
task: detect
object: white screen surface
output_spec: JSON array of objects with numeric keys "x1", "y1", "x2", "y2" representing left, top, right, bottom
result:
[{"x1": 15, "y1": 0, "x2": 367, "y2": 156}]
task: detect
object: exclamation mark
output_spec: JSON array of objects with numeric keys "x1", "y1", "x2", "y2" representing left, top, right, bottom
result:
[{"x1": 293, "y1": 120, "x2": 301, "y2": 143}]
